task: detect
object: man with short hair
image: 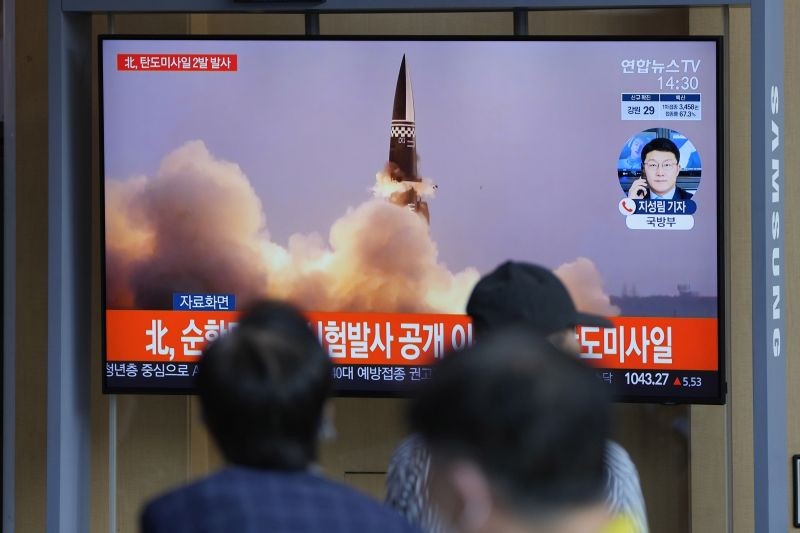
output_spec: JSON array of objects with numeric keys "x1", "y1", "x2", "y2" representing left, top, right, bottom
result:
[
  {"x1": 141, "y1": 299, "x2": 420, "y2": 533},
  {"x1": 627, "y1": 137, "x2": 693, "y2": 200},
  {"x1": 409, "y1": 327, "x2": 612, "y2": 533}
]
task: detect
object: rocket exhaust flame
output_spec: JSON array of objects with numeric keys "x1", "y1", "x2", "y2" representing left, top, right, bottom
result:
[{"x1": 372, "y1": 166, "x2": 437, "y2": 200}]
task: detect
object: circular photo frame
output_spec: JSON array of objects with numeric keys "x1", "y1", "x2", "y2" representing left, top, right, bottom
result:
[{"x1": 617, "y1": 128, "x2": 702, "y2": 200}]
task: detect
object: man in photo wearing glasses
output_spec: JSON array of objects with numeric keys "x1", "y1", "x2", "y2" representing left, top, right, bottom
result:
[{"x1": 626, "y1": 137, "x2": 694, "y2": 200}]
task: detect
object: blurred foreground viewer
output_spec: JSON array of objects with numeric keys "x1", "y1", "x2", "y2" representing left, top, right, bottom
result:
[
  {"x1": 409, "y1": 328, "x2": 612, "y2": 533},
  {"x1": 141, "y1": 300, "x2": 419, "y2": 533}
]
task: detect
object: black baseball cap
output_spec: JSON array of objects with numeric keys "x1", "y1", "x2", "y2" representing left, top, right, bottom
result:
[{"x1": 466, "y1": 261, "x2": 613, "y2": 337}]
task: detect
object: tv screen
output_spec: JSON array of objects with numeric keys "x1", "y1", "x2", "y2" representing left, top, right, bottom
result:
[{"x1": 101, "y1": 36, "x2": 723, "y2": 403}]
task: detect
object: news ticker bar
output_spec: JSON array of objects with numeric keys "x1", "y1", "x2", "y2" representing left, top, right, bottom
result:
[{"x1": 105, "y1": 362, "x2": 720, "y2": 399}]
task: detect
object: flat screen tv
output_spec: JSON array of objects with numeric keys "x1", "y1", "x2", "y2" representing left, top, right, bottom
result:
[{"x1": 100, "y1": 36, "x2": 723, "y2": 403}]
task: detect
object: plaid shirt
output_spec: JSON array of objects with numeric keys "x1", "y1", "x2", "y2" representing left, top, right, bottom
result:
[{"x1": 142, "y1": 466, "x2": 421, "y2": 533}]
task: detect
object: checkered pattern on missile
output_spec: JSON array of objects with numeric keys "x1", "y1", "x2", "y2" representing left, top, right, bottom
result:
[{"x1": 391, "y1": 125, "x2": 416, "y2": 138}]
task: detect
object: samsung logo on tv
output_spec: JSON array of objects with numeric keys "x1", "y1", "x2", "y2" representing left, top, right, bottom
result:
[{"x1": 770, "y1": 85, "x2": 781, "y2": 358}]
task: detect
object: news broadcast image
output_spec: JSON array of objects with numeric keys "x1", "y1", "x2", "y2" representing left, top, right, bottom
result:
[{"x1": 101, "y1": 38, "x2": 721, "y2": 401}]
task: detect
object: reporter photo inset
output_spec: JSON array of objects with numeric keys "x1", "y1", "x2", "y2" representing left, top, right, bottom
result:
[{"x1": 617, "y1": 128, "x2": 702, "y2": 200}]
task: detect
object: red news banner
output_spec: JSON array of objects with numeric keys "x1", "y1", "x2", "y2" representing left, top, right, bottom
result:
[
  {"x1": 105, "y1": 310, "x2": 717, "y2": 371},
  {"x1": 117, "y1": 54, "x2": 238, "y2": 72}
]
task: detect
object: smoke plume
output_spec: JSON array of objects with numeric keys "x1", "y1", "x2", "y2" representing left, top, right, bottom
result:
[
  {"x1": 106, "y1": 140, "x2": 478, "y2": 313},
  {"x1": 554, "y1": 257, "x2": 620, "y2": 316},
  {"x1": 107, "y1": 142, "x2": 618, "y2": 318}
]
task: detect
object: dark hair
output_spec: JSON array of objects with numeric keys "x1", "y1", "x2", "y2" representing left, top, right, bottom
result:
[
  {"x1": 640, "y1": 137, "x2": 680, "y2": 166},
  {"x1": 409, "y1": 328, "x2": 609, "y2": 518},
  {"x1": 197, "y1": 299, "x2": 332, "y2": 470}
]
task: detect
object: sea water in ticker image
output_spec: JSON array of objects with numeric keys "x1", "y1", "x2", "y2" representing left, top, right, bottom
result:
[{"x1": 101, "y1": 38, "x2": 721, "y2": 401}]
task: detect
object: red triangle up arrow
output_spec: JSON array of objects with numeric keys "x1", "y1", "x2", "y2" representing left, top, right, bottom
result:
[{"x1": 673, "y1": 377, "x2": 681, "y2": 386}]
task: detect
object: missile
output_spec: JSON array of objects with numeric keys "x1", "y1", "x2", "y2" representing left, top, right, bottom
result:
[
  {"x1": 389, "y1": 55, "x2": 419, "y2": 182},
  {"x1": 388, "y1": 55, "x2": 430, "y2": 223}
]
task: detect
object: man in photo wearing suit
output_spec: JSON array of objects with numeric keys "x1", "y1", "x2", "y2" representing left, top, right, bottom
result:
[{"x1": 627, "y1": 137, "x2": 694, "y2": 200}]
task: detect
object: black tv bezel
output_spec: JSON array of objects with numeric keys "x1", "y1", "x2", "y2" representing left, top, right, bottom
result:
[{"x1": 98, "y1": 34, "x2": 726, "y2": 405}]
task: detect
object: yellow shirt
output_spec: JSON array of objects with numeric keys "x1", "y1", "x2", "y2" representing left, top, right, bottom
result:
[{"x1": 602, "y1": 514, "x2": 641, "y2": 533}]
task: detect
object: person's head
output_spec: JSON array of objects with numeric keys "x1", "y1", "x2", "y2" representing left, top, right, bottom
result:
[
  {"x1": 466, "y1": 261, "x2": 611, "y2": 354},
  {"x1": 628, "y1": 136, "x2": 644, "y2": 158},
  {"x1": 197, "y1": 299, "x2": 332, "y2": 470},
  {"x1": 640, "y1": 137, "x2": 682, "y2": 196},
  {"x1": 410, "y1": 328, "x2": 611, "y2": 533}
]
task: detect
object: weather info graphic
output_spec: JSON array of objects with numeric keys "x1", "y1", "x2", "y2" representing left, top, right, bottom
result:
[{"x1": 102, "y1": 38, "x2": 721, "y2": 401}]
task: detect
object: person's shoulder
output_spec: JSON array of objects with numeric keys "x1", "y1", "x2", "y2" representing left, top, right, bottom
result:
[
  {"x1": 604, "y1": 440, "x2": 643, "y2": 486},
  {"x1": 228, "y1": 468, "x2": 421, "y2": 532},
  {"x1": 605, "y1": 440, "x2": 634, "y2": 467},
  {"x1": 388, "y1": 434, "x2": 430, "y2": 472},
  {"x1": 142, "y1": 468, "x2": 420, "y2": 533},
  {"x1": 385, "y1": 434, "x2": 433, "y2": 527},
  {"x1": 141, "y1": 474, "x2": 215, "y2": 532},
  {"x1": 313, "y1": 473, "x2": 408, "y2": 514},
  {"x1": 386, "y1": 434, "x2": 431, "y2": 505},
  {"x1": 675, "y1": 186, "x2": 694, "y2": 199},
  {"x1": 604, "y1": 440, "x2": 649, "y2": 532},
  {"x1": 142, "y1": 469, "x2": 231, "y2": 513},
  {"x1": 311, "y1": 474, "x2": 422, "y2": 532},
  {"x1": 141, "y1": 467, "x2": 284, "y2": 530}
]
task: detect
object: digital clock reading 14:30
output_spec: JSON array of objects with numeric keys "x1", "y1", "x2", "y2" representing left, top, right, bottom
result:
[{"x1": 658, "y1": 76, "x2": 699, "y2": 91}]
